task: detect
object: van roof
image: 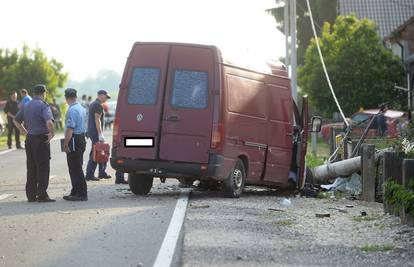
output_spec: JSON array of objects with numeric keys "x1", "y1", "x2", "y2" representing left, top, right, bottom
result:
[{"x1": 132, "y1": 42, "x2": 288, "y2": 77}]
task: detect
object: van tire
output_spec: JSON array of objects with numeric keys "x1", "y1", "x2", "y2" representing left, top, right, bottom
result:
[
  {"x1": 223, "y1": 159, "x2": 246, "y2": 198},
  {"x1": 128, "y1": 173, "x2": 153, "y2": 195}
]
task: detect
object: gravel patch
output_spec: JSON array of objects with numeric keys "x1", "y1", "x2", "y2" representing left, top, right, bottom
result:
[{"x1": 182, "y1": 186, "x2": 414, "y2": 267}]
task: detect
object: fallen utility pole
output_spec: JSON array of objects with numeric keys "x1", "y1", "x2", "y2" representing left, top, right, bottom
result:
[{"x1": 311, "y1": 148, "x2": 392, "y2": 184}]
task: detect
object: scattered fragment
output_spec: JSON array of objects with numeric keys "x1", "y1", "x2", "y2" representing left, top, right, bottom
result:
[
  {"x1": 57, "y1": 211, "x2": 72, "y2": 214},
  {"x1": 346, "y1": 205, "x2": 354, "y2": 208},
  {"x1": 280, "y1": 198, "x2": 292, "y2": 207},
  {"x1": 316, "y1": 213, "x2": 331, "y2": 218},
  {"x1": 268, "y1": 208, "x2": 285, "y2": 212},
  {"x1": 361, "y1": 211, "x2": 367, "y2": 217}
]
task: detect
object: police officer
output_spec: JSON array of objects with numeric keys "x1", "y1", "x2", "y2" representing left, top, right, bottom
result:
[
  {"x1": 85, "y1": 90, "x2": 111, "y2": 181},
  {"x1": 4, "y1": 91, "x2": 22, "y2": 149},
  {"x1": 62, "y1": 88, "x2": 88, "y2": 201},
  {"x1": 14, "y1": 84, "x2": 55, "y2": 202}
]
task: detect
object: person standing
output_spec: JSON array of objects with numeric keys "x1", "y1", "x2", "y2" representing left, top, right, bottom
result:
[
  {"x1": 377, "y1": 105, "x2": 388, "y2": 136},
  {"x1": 19, "y1": 89, "x2": 32, "y2": 108},
  {"x1": 85, "y1": 90, "x2": 111, "y2": 181},
  {"x1": 50, "y1": 98, "x2": 62, "y2": 129},
  {"x1": 4, "y1": 91, "x2": 22, "y2": 149},
  {"x1": 62, "y1": 88, "x2": 88, "y2": 201},
  {"x1": 14, "y1": 84, "x2": 55, "y2": 202}
]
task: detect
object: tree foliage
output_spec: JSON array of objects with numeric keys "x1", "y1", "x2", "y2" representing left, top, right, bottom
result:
[
  {"x1": 298, "y1": 15, "x2": 406, "y2": 117},
  {"x1": 268, "y1": 0, "x2": 338, "y2": 66},
  {"x1": 0, "y1": 45, "x2": 68, "y2": 101}
]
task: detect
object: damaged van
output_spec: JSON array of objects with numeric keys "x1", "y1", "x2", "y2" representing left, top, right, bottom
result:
[{"x1": 110, "y1": 42, "x2": 321, "y2": 197}]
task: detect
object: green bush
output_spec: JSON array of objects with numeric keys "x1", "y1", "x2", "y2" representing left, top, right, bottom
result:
[{"x1": 384, "y1": 180, "x2": 414, "y2": 216}]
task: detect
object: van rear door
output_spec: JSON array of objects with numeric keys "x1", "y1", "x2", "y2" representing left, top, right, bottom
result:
[
  {"x1": 117, "y1": 44, "x2": 169, "y2": 160},
  {"x1": 158, "y1": 45, "x2": 214, "y2": 164}
]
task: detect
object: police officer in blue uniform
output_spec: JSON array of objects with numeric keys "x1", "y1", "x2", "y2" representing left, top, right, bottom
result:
[
  {"x1": 62, "y1": 88, "x2": 88, "y2": 201},
  {"x1": 14, "y1": 84, "x2": 55, "y2": 202}
]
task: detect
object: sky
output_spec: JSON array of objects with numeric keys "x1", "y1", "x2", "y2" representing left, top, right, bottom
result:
[{"x1": 0, "y1": 0, "x2": 284, "y2": 81}]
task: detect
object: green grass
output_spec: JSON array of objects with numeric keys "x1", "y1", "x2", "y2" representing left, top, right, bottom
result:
[
  {"x1": 361, "y1": 244, "x2": 394, "y2": 252},
  {"x1": 352, "y1": 215, "x2": 381, "y2": 222}
]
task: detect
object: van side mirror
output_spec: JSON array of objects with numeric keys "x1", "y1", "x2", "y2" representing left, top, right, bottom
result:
[{"x1": 309, "y1": 116, "x2": 322, "y2": 133}]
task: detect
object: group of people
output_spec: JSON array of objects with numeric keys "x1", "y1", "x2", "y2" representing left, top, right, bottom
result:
[{"x1": 11, "y1": 84, "x2": 126, "y2": 203}]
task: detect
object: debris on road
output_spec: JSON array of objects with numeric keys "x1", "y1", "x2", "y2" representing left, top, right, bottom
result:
[
  {"x1": 320, "y1": 173, "x2": 362, "y2": 196},
  {"x1": 280, "y1": 198, "x2": 292, "y2": 207},
  {"x1": 267, "y1": 208, "x2": 285, "y2": 212},
  {"x1": 315, "y1": 213, "x2": 331, "y2": 218}
]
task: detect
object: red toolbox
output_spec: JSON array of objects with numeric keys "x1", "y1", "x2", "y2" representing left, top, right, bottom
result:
[{"x1": 93, "y1": 142, "x2": 110, "y2": 164}]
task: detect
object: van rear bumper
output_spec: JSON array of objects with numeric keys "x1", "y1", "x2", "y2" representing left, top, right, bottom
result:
[{"x1": 110, "y1": 153, "x2": 227, "y2": 180}]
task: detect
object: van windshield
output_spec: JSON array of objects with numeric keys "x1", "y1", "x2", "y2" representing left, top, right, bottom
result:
[
  {"x1": 171, "y1": 70, "x2": 208, "y2": 109},
  {"x1": 127, "y1": 67, "x2": 160, "y2": 105}
]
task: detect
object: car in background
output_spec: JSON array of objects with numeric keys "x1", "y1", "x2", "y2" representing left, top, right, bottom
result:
[
  {"x1": 104, "y1": 100, "x2": 117, "y2": 130},
  {"x1": 321, "y1": 109, "x2": 407, "y2": 141}
]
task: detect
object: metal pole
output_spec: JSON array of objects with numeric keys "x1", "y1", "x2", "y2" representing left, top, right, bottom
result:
[
  {"x1": 408, "y1": 73, "x2": 412, "y2": 111},
  {"x1": 284, "y1": 0, "x2": 290, "y2": 73},
  {"x1": 290, "y1": 0, "x2": 297, "y2": 102}
]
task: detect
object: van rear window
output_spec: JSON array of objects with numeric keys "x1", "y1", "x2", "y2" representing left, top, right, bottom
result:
[
  {"x1": 127, "y1": 67, "x2": 160, "y2": 105},
  {"x1": 171, "y1": 70, "x2": 208, "y2": 109}
]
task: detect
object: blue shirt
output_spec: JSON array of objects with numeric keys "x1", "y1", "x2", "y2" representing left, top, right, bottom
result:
[
  {"x1": 21, "y1": 95, "x2": 32, "y2": 106},
  {"x1": 65, "y1": 102, "x2": 86, "y2": 134},
  {"x1": 15, "y1": 96, "x2": 53, "y2": 135}
]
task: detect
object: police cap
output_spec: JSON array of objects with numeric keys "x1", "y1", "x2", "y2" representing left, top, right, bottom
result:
[
  {"x1": 64, "y1": 88, "x2": 77, "y2": 98},
  {"x1": 33, "y1": 84, "x2": 47, "y2": 94}
]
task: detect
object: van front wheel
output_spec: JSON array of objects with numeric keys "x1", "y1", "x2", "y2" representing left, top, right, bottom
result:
[
  {"x1": 128, "y1": 173, "x2": 153, "y2": 195},
  {"x1": 223, "y1": 159, "x2": 246, "y2": 198}
]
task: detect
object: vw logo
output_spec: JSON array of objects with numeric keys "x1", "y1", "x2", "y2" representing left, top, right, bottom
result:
[{"x1": 136, "y1": 113, "x2": 144, "y2": 122}]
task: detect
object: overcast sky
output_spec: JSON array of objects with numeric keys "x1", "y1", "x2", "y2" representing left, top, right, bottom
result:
[{"x1": 0, "y1": 0, "x2": 284, "y2": 81}]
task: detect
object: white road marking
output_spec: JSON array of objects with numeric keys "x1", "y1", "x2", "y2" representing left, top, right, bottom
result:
[
  {"x1": 0, "y1": 194, "x2": 13, "y2": 201},
  {"x1": 153, "y1": 190, "x2": 190, "y2": 267},
  {"x1": 0, "y1": 149, "x2": 16, "y2": 156},
  {"x1": 49, "y1": 175, "x2": 56, "y2": 179}
]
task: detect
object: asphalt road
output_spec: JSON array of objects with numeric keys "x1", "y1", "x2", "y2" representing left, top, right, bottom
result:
[{"x1": 0, "y1": 131, "x2": 182, "y2": 267}]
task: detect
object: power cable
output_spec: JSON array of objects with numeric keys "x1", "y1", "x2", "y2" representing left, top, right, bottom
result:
[{"x1": 305, "y1": 0, "x2": 349, "y2": 128}]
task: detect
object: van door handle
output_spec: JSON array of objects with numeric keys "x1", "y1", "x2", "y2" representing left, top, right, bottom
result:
[{"x1": 166, "y1": 115, "x2": 180, "y2": 121}]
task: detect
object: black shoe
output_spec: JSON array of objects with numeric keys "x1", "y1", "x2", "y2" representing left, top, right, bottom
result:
[
  {"x1": 16, "y1": 146, "x2": 24, "y2": 149},
  {"x1": 8, "y1": 146, "x2": 11, "y2": 149},
  {"x1": 86, "y1": 177, "x2": 100, "y2": 181},
  {"x1": 37, "y1": 196, "x2": 56, "y2": 202},
  {"x1": 115, "y1": 180, "x2": 128, "y2": 184},
  {"x1": 27, "y1": 197, "x2": 37, "y2": 202},
  {"x1": 63, "y1": 195, "x2": 88, "y2": 201},
  {"x1": 99, "y1": 174, "x2": 112, "y2": 179}
]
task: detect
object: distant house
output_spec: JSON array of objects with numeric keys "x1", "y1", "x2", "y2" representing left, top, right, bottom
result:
[
  {"x1": 338, "y1": 0, "x2": 414, "y2": 60},
  {"x1": 391, "y1": 16, "x2": 414, "y2": 99}
]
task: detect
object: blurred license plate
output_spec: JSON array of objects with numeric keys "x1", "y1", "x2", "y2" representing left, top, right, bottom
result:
[{"x1": 124, "y1": 137, "x2": 154, "y2": 147}]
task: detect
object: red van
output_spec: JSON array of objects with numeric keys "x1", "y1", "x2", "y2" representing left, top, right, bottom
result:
[{"x1": 111, "y1": 42, "x2": 321, "y2": 197}]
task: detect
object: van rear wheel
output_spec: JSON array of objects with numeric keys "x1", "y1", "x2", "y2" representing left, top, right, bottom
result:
[
  {"x1": 128, "y1": 173, "x2": 153, "y2": 195},
  {"x1": 223, "y1": 159, "x2": 246, "y2": 198}
]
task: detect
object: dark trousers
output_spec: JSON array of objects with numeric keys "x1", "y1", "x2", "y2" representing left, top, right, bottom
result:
[
  {"x1": 66, "y1": 134, "x2": 87, "y2": 197},
  {"x1": 7, "y1": 118, "x2": 20, "y2": 148},
  {"x1": 25, "y1": 135, "x2": 50, "y2": 199},
  {"x1": 86, "y1": 133, "x2": 107, "y2": 178}
]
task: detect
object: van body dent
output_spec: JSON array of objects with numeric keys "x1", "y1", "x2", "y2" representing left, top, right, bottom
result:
[{"x1": 111, "y1": 42, "x2": 315, "y2": 197}]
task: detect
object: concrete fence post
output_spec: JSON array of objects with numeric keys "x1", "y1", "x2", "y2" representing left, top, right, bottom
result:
[{"x1": 361, "y1": 144, "x2": 376, "y2": 202}]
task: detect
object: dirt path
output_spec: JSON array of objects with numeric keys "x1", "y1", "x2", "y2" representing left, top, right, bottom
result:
[{"x1": 182, "y1": 187, "x2": 414, "y2": 267}]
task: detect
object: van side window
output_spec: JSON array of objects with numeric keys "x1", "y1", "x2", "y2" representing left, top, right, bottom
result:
[
  {"x1": 127, "y1": 67, "x2": 160, "y2": 105},
  {"x1": 171, "y1": 70, "x2": 208, "y2": 109}
]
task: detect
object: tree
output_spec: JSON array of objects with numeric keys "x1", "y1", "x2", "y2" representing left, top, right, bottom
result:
[
  {"x1": 0, "y1": 45, "x2": 68, "y2": 101},
  {"x1": 268, "y1": 0, "x2": 338, "y2": 66},
  {"x1": 298, "y1": 15, "x2": 406, "y2": 117}
]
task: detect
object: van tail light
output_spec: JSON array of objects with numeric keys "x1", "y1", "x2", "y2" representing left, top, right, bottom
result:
[
  {"x1": 112, "y1": 114, "x2": 120, "y2": 147},
  {"x1": 211, "y1": 123, "x2": 223, "y2": 150}
]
